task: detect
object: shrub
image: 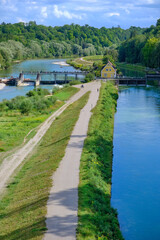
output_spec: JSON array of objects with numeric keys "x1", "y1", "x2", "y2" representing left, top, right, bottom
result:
[
  {"x1": 85, "y1": 72, "x2": 95, "y2": 82},
  {"x1": 26, "y1": 88, "x2": 50, "y2": 97},
  {"x1": 19, "y1": 99, "x2": 33, "y2": 114},
  {"x1": 69, "y1": 80, "x2": 82, "y2": 85}
]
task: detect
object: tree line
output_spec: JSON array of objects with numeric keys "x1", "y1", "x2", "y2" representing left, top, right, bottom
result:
[
  {"x1": 0, "y1": 20, "x2": 159, "y2": 69},
  {"x1": 0, "y1": 21, "x2": 144, "y2": 69},
  {"x1": 118, "y1": 19, "x2": 160, "y2": 68}
]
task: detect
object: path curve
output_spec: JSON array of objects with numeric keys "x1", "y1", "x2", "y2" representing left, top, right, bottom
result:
[
  {"x1": 0, "y1": 83, "x2": 97, "y2": 195},
  {"x1": 44, "y1": 81, "x2": 101, "y2": 240}
]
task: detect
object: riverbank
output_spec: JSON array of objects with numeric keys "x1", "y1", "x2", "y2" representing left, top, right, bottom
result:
[
  {"x1": 0, "y1": 91, "x2": 90, "y2": 240},
  {"x1": 116, "y1": 62, "x2": 146, "y2": 72},
  {"x1": 0, "y1": 86, "x2": 79, "y2": 155},
  {"x1": 77, "y1": 82, "x2": 124, "y2": 240},
  {"x1": 0, "y1": 83, "x2": 5, "y2": 90}
]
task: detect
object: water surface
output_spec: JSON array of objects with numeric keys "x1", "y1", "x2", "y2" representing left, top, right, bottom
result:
[
  {"x1": 0, "y1": 59, "x2": 78, "y2": 101},
  {"x1": 111, "y1": 86, "x2": 160, "y2": 240}
]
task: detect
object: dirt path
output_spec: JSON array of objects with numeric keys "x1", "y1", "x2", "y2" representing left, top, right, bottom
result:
[
  {"x1": 44, "y1": 81, "x2": 101, "y2": 240},
  {"x1": 0, "y1": 83, "x2": 98, "y2": 195},
  {"x1": 79, "y1": 57, "x2": 93, "y2": 64}
]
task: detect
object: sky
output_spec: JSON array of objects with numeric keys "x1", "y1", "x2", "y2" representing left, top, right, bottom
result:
[{"x1": 0, "y1": 0, "x2": 159, "y2": 29}]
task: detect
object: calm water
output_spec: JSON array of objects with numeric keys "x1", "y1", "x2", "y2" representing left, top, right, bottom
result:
[
  {"x1": 0, "y1": 59, "x2": 79, "y2": 101},
  {"x1": 117, "y1": 66, "x2": 145, "y2": 78},
  {"x1": 111, "y1": 87, "x2": 160, "y2": 240}
]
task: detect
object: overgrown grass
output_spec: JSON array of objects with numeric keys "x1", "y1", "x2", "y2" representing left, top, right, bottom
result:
[
  {"x1": 77, "y1": 82, "x2": 124, "y2": 240},
  {"x1": 83, "y1": 55, "x2": 103, "y2": 62},
  {"x1": 0, "y1": 91, "x2": 90, "y2": 240},
  {"x1": 116, "y1": 62, "x2": 146, "y2": 72},
  {"x1": 0, "y1": 86, "x2": 79, "y2": 153},
  {"x1": 67, "y1": 58, "x2": 93, "y2": 72},
  {"x1": 53, "y1": 86, "x2": 79, "y2": 101}
]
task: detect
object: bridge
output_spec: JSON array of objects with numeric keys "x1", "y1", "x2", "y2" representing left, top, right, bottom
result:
[
  {"x1": 2, "y1": 72, "x2": 160, "y2": 87},
  {"x1": 3, "y1": 71, "x2": 89, "y2": 86},
  {"x1": 100, "y1": 74, "x2": 160, "y2": 86}
]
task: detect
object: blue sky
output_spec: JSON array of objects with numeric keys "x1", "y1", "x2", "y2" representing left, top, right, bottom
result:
[{"x1": 0, "y1": 0, "x2": 159, "y2": 29}]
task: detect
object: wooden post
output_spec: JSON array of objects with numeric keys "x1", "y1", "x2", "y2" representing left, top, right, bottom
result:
[
  {"x1": 65, "y1": 74, "x2": 67, "y2": 83},
  {"x1": 54, "y1": 74, "x2": 56, "y2": 84}
]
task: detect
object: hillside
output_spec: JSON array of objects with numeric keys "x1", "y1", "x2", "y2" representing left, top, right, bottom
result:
[{"x1": 0, "y1": 22, "x2": 144, "y2": 69}]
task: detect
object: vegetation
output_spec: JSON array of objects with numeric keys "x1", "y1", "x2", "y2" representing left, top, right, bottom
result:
[
  {"x1": 0, "y1": 92, "x2": 90, "y2": 240},
  {"x1": 77, "y1": 82, "x2": 124, "y2": 240},
  {"x1": 0, "y1": 86, "x2": 79, "y2": 153},
  {"x1": 0, "y1": 21, "x2": 145, "y2": 69},
  {"x1": 84, "y1": 73, "x2": 95, "y2": 82},
  {"x1": 118, "y1": 19, "x2": 160, "y2": 68}
]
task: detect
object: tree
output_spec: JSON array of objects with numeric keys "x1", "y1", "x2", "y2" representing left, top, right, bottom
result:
[{"x1": 19, "y1": 99, "x2": 32, "y2": 114}]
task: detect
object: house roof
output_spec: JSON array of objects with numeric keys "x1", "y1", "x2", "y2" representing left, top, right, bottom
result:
[
  {"x1": 108, "y1": 60, "x2": 117, "y2": 70},
  {"x1": 101, "y1": 60, "x2": 117, "y2": 72}
]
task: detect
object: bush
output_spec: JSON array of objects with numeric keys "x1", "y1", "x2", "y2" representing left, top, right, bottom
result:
[
  {"x1": 6, "y1": 96, "x2": 25, "y2": 110},
  {"x1": 26, "y1": 88, "x2": 50, "y2": 97},
  {"x1": 52, "y1": 87, "x2": 60, "y2": 94},
  {"x1": 69, "y1": 80, "x2": 82, "y2": 85},
  {"x1": 85, "y1": 72, "x2": 95, "y2": 82},
  {"x1": 19, "y1": 99, "x2": 33, "y2": 114}
]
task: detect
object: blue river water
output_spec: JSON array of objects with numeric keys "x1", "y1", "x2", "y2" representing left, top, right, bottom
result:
[
  {"x1": 111, "y1": 86, "x2": 160, "y2": 240},
  {"x1": 0, "y1": 59, "x2": 79, "y2": 102}
]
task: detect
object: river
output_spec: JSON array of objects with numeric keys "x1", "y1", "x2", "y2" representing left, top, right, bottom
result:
[
  {"x1": 0, "y1": 59, "x2": 80, "y2": 102},
  {"x1": 1, "y1": 59, "x2": 160, "y2": 239},
  {"x1": 111, "y1": 86, "x2": 160, "y2": 240}
]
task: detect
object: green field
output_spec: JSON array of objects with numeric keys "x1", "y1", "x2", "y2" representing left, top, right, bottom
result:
[
  {"x1": 77, "y1": 82, "x2": 124, "y2": 240},
  {"x1": 116, "y1": 62, "x2": 146, "y2": 72},
  {"x1": 0, "y1": 86, "x2": 79, "y2": 155},
  {"x1": 83, "y1": 55, "x2": 103, "y2": 62},
  {"x1": 0, "y1": 91, "x2": 90, "y2": 240}
]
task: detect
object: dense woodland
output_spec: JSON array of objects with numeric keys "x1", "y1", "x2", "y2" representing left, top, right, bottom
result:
[
  {"x1": 119, "y1": 19, "x2": 160, "y2": 68},
  {"x1": 0, "y1": 22, "x2": 143, "y2": 69},
  {"x1": 0, "y1": 19, "x2": 159, "y2": 69}
]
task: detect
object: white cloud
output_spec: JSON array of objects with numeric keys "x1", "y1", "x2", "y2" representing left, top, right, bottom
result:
[
  {"x1": 41, "y1": 6, "x2": 48, "y2": 18},
  {"x1": 1, "y1": 0, "x2": 7, "y2": 4},
  {"x1": 16, "y1": 17, "x2": 26, "y2": 23},
  {"x1": 106, "y1": 12, "x2": 120, "y2": 17},
  {"x1": 53, "y1": 5, "x2": 83, "y2": 20},
  {"x1": 147, "y1": 0, "x2": 154, "y2": 3}
]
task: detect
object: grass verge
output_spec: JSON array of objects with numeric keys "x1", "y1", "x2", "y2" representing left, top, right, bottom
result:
[
  {"x1": 0, "y1": 91, "x2": 90, "y2": 240},
  {"x1": 0, "y1": 86, "x2": 79, "y2": 154},
  {"x1": 77, "y1": 82, "x2": 124, "y2": 240},
  {"x1": 116, "y1": 62, "x2": 146, "y2": 72}
]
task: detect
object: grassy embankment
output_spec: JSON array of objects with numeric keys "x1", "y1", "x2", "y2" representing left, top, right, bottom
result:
[
  {"x1": 0, "y1": 91, "x2": 90, "y2": 240},
  {"x1": 67, "y1": 55, "x2": 103, "y2": 71},
  {"x1": 77, "y1": 82, "x2": 124, "y2": 240},
  {"x1": 0, "y1": 86, "x2": 79, "y2": 155},
  {"x1": 116, "y1": 62, "x2": 146, "y2": 72}
]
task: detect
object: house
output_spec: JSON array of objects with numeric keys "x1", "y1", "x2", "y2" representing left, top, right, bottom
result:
[{"x1": 101, "y1": 60, "x2": 117, "y2": 79}]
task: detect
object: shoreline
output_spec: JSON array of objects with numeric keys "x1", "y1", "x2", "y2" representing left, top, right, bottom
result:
[
  {"x1": 52, "y1": 61, "x2": 69, "y2": 66},
  {"x1": 0, "y1": 83, "x2": 6, "y2": 90}
]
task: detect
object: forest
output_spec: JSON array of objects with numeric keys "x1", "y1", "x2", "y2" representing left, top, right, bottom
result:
[
  {"x1": 118, "y1": 19, "x2": 160, "y2": 68},
  {"x1": 0, "y1": 19, "x2": 159, "y2": 69},
  {"x1": 0, "y1": 22, "x2": 143, "y2": 69}
]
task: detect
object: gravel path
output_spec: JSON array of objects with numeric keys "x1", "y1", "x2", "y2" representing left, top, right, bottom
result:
[
  {"x1": 44, "y1": 81, "x2": 101, "y2": 240},
  {"x1": 0, "y1": 83, "x2": 98, "y2": 195}
]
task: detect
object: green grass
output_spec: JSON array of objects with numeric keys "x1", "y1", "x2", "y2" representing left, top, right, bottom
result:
[
  {"x1": 54, "y1": 86, "x2": 79, "y2": 101},
  {"x1": 0, "y1": 87, "x2": 79, "y2": 154},
  {"x1": 83, "y1": 55, "x2": 103, "y2": 61},
  {"x1": 77, "y1": 82, "x2": 124, "y2": 240},
  {"x1": 67, "y1": 58, "x2": 93, "y2": 72},
  {"x1": 116, "y1": 62, "x2": 146, "y2": 72},
  {"x1": 0, "y1": 91, "x2": 90, "y2": 240}
]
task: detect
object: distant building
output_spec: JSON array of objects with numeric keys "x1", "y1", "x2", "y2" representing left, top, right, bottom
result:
[{"x1": 101, "y1": 61, "x2": 117, "y2": 78}]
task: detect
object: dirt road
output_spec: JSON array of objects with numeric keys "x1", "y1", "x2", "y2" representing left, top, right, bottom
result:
[
  {"x1": 44, "y1": 81, "x2": 100, "y2": 240},
  {"x1": 0, "y1": 82, "x2": 99, "y2": 195}
]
